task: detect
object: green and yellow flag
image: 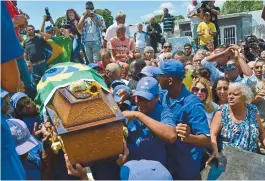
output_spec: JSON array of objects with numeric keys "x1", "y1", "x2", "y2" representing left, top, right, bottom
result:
[
  {"x1": 34, "y1": 62, "x2": 108, "y2": 116},
  {"x1": 45, "y1": 37, "x2": 72, "y2": 67}
]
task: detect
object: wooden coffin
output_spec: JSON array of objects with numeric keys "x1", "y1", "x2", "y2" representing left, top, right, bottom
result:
[{"x1": 46, "y1": 87, "x2": 124, "y2": 165}]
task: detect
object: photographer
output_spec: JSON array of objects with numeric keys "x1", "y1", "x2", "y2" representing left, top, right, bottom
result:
[
  {"x1": 78, "y1": 1, "x2": 105, "y2": 63},
  {"x1": 23, "y1": 25, "x2": 51, "y2": 83},
  {"x1": 199, "y1": 1, "x2": 220, "y2": 47},
  {"x1": 64, "y1": 9, "x2": 85, "y2": 64},
  {"x1": 40, "y1": 8, "x2": 59, "y2": 37}
]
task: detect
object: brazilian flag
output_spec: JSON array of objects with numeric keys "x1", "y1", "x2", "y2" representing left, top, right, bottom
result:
[
  {"x1": 44, "y1": 37, "x2": 72, "y2": 67},
  {"x1": 34, "y1": 62, "x2": 108, "y2": 117}
]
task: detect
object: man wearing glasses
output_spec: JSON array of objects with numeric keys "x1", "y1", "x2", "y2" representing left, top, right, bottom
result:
[
  {"x1": 201, "y1": 45, "x2": 259, "y2": 88},
  {"x1": 78, "y1": 1, "x2": 105, "y2": 63},
  {"x1": 23, "y1": 25, "x2": 51, "y2": 83}
]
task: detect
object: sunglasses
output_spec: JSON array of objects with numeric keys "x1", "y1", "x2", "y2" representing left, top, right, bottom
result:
[
  {"x1": 192, "y1": 87, "x2": 208, "y2": 94},
  {"x1": 224, "y1": 64, "x2": 236, "y2": 71},
  {"x1": 164, "y1": 46, "x2": 172, "y2": 49},
  {"x1": 27, "y1": 29, "x2": 33, "y2": 31},
  {"x1": 86, "y1": 7, "x2": 94, "y2": 10}
]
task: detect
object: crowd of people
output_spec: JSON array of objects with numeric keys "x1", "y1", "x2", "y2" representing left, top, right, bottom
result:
[{"x1": 1, "y1": 0, "x2": 265, "y2": 180}]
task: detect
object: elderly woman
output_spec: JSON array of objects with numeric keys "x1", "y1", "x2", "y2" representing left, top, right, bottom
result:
[
  {"x1": 191, "y1": 77, "x2": 219, "y2": 125},
  {"x1": 143, "y1": 46, "x2": 158, "y2": 66},
  {"x1": 207, "y1": 82, "x2": 265, "y2": 165}
]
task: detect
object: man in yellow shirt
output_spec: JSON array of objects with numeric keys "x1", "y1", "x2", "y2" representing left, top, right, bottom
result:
[{"x1": 197, "y1": 11, "x2": 216, "y2": 50}]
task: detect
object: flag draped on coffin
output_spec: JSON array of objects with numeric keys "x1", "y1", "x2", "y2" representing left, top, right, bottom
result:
[
  {"x1": 44, "y1": 36, "x2": 72, "y2": 67},
  {"x1": 34, "y1": 62, "x2": 109, "y2": 116}
]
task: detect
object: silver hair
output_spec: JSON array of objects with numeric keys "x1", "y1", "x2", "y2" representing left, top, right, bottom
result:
[
  {"x1": 117, "y1": 24, "x2": 126, "y2": 33},
  {"x1": 116, "y1": 11, "x2": 126, "y2": 19},
  {"x1": 229, "y1": 82, "x2": 254, "y2": 103},
  {"x1": 144, "y1": 46, "x2": 155, "y2": 54},
  {"x1": 196, "y1": 49, "x2": 208, "y2": 56},
  {"x1": 261, "y1": 50, "x2": 265, "y2": 56}
]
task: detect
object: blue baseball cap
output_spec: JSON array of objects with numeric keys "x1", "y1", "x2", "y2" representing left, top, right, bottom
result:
[
  {"x1": 137, "y1": 66, "x2": 162, "y2": 78},
  {"x1": 111, "y1": 80, "x2": 126, "y2": 89},
  {"x1": 1, "y1": 89, "x2": 9, "y2": 109},
  {"x1": 45, "y1": 25, "x2": 53, "y2": 32},
  {"x1": 155, "y1": 59, "x2": 185, "y2": 78},
  {"x1": 120, "y1": 160, "x2": 173, "y2": 180},
  {"x1": 133, "y1": 77, "x2": 159, "y2": 101},
  {"x1": 10, "y1": 92, "x2": 28, "y2": 109},
  {"x1": 7, "y1": 119, "x2": 38, "y2": 155},
  {"x1": 113, "y1": 85, "x2": 132, "y2": 96}
]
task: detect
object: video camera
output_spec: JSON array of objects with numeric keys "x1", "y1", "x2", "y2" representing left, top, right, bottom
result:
[{"x1": 45, "y1": 7, "x2": 51, "y2": 21}]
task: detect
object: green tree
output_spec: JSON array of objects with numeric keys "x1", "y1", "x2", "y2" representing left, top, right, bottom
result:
[
  {"x1": 144, "y1": 14, "x2": 184, "y2": 24},
  {"x1": 94, "y1": 9, "x2": 114, "y2": 29},
  {"x1": 222, "y1": 0, "x2": 263, "y2": 15},
  {"x1": 55, "y1": 16, "x2": 66, "y2": 29}
]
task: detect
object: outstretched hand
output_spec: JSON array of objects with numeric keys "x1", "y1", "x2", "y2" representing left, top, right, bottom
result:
[{"x1": 64, "y1": 154, "x2": 88, "y2": 180}]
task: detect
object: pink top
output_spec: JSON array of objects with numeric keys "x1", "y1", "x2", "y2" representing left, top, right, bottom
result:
[{"x1": 110, "y1": 37, "x2": 135, "y2": 62}]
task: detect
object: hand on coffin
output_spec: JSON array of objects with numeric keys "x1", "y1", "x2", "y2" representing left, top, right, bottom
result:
[
  {"x1": 64, "y1": 154, "x2": 89, "y2": 180},
  {"x1": 116, "y1": 138, "x2": 129, "y2": 167}
]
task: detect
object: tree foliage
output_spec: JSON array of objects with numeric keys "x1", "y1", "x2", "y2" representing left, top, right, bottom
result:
[
  {"x1": 144, "y1": 14, "x2": 184, "y2": 24},
  {"x1": 94, "y1": 9, "x2": 114, "y2": 29},
  {"x1": 54, "y1": 8, "x2": 114, "y2": 29},
  {"x1": 221, "y1": 0, "x2": 263, "y2": 15},
  {"x1": 55, "y1": 16, "x2": 66, "y2": 29}
]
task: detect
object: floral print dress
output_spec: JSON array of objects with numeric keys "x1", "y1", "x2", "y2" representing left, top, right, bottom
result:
[{"x1": 218, "y1": 104, "x2": 260, "y2": 152}]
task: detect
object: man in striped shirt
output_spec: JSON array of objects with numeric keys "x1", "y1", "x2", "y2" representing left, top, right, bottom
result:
[{"x1": 161, "y1": 8, "x2": 175, "y2": 42}]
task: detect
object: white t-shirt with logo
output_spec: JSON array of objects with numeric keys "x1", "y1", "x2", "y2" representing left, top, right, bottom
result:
[{"x1": 187, "y1": 4, "x2": 201, "y2": 24}]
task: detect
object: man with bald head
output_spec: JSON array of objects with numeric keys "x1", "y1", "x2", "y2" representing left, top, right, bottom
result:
[{"x1": 110, "y1": 24, "x2": 135, "y2": 62}]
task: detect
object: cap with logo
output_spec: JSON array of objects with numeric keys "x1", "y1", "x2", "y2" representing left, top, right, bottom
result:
[
  {"x1": 137, "y1": 66, "x2": 162, "y2": 78},
  {"x1": 120, "y1": 160, "x2": 173, "y2": 180},
  {"x1": 133, "y1": 77, "x2": 159, "y2": 101},
  {"x1": 10, "y1": 92, "x2": 27, "y2": 109},
  {"x1": 6, "y1": 119, "x2": 38, "y2": 155},
  {"x1": 155, "y1": 59, "x2": 185, "y2": 78}
]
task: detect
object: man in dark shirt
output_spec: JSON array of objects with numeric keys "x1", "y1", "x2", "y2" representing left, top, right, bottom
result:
[
  {"x1": 209, "y1": 0, "x2": 220, "y2": 47},
  {"x1": 24, "y1": 25, "x2": 50, "y2": 83},
  {"x1": 147, "y1": 16, "x2": 164, "y2": 53}
]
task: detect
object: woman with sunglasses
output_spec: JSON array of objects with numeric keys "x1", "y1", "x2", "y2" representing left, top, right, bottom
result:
[
  {"x1": 191, "y1": 77, "x2": 219, "y2": 125},
  {"x1": 212, "y1": 77, "x2": 230, "y2": 105},
  {"x1": 206, "y1": 82, "x2": 265, "y2": 166}
]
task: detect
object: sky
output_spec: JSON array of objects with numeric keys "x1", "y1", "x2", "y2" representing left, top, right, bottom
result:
[{"x1": 17, "y1": 0, "x2": 226, "y2": 28}]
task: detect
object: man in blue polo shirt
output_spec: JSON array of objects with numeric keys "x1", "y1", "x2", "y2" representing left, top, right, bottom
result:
[
  {"x1": 123, "y1": 60, "x2": 210, "y2": 180},
  {"x1": 123, "y1": 77, "x2": 166, "y2": 166}
]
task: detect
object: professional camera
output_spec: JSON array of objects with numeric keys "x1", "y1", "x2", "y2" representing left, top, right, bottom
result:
[
  {"x1": 61, "y1": 19, "x2": 71, "y2": 29},
  {"x1": 88, "y1": 10, "x2": 95, "y2": 17},
  {"x1": 245, "y1": 35, "x2": 259, "y2": 49},
  {"x1": 45, "y1": 7, "x2": 51, "y2": 21},
  {"x1": 197, "y1": 1, "x2": 211, "y2": 14}
]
